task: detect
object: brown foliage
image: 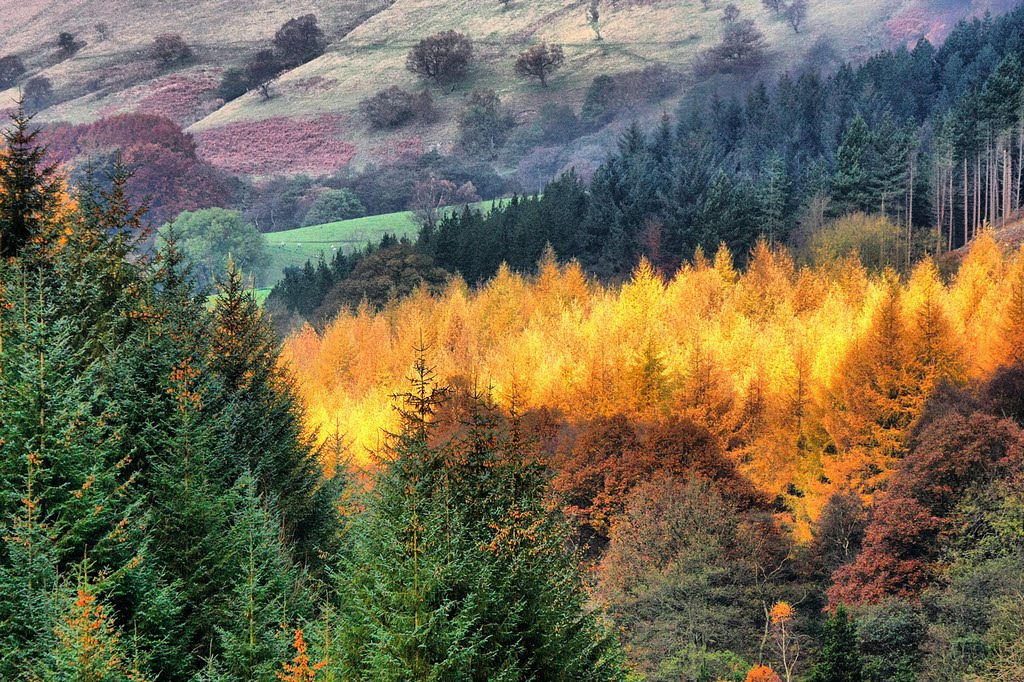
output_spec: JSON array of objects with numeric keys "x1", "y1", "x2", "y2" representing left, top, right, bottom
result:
[
  {"x1": 514, "y1": 43, "x2": 565, "y2": 87},
  {"x1": 829, "y1": 410, "x2": 1024, "y2": 605},
  {"x1": 406, "y1": 31, "x2": 473, "y2": 84}
]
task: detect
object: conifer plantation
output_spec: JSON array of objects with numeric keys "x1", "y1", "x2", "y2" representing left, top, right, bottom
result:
[{"x1": 4, "y1": 1, "x2": 1024, "y2": 679}]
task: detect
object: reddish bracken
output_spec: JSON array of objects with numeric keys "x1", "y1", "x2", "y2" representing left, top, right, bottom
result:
[
  {"x1": 135, "y1": 73, "x2": 222, "y2": 126},
  {"x1": 196, "y1": 114, "x2": 357, "y2": 175}
]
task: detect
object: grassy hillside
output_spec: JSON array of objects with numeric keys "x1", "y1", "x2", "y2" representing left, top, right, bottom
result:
[
  {"x1": 264, "y1": 210, "x2": 419, "y2": 280},
  {"x1": 262, "y1": 198, "x2": 505, "y2": 282},
  {"x1": 3, "y1": 0, "x2": 1013, "y2": 178}
]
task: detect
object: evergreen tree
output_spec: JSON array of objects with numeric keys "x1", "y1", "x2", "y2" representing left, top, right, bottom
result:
[
  {"x1": 0, "y1": 101, "x2": 64, "y2": 258},
  {"x1": 809, "y1": 605, "x2": 864, "y2": 682},
  {"x1": 832, "y1": 116, "x2": 876, "y2": 215}
]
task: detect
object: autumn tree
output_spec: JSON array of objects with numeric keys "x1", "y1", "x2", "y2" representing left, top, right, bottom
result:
[
  {"x1": 246, "y1": 49, "x2": 284, "y2": 100},
  {"x1": 406, "y1": 31, "x2": 474, "y2": 85},
  {"x1": 150, "y1": 34, "x2": 193, "y2": 69},
  {"x1": 515, "y1": 43, "x2": 565, "y2": 87},
  {"x1": 274, "y1": 14, "x2": 326, "y2": 68}
]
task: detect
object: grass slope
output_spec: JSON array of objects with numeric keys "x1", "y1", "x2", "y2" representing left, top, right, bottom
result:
[
  {"x1": 264, "y1": 210, "x2": 420, "y2": 280},
  {"x1": 262, "y1": 199, "x2": 503, "y2": 284},
  {"x1": 5, "y1": 0, "x2": 1011, "y2": 176}
]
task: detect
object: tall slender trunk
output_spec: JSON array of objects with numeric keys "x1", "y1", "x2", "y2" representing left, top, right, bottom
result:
[{"x1": 964, "y1": 156, "x2": 969, "y2": 246}]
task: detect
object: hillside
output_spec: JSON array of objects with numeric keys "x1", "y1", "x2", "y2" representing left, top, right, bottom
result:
[{"x1": 2, "y1": 0, "x2": 1015, "y2": 178}]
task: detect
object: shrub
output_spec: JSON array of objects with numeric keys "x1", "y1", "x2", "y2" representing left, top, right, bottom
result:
[
  {"x1": 57, "y1": 31, "x2": 84, "y2": 56},
  {"x1": 0, "y1": 55, "x2": 26, "y2": 89},
  {"x1": 302, "y1": 189, "x2": 365, "y2": 226},
  {"x1": 274, "y1": 14, "x2": 326, "y2": 67},
  {"x1": 150, "y1": 34, "x2": 193, "y2": 69},
  {"x1": 218, "y1": 67, "x2": 249, "y2": 102},
  {"x1": 514, "y1": 43, "x2": 565, "y2": 87},
  {"x1": 359, "y1": 87, "x2": 433, "y2": 129},
  {"x1": 406, "y1": 31, "x2": 474, "y2": 84},
  {"x1": 22, "y1": 77, "x2": 53, "y2": 110}
]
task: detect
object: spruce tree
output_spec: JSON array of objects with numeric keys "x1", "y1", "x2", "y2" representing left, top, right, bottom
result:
[
  {"x1": 809, "y1": 604, "x2": 863, "y2": 682},
  {"x1": 0, "y1": 101, "x2": 64, "y2": 258}
]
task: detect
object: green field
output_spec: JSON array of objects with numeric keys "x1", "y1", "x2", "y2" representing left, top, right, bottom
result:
[
  {"x1": 264, "y1": 210, "x2": 420, "y2": 283},
  {"x1": 262, "y1": 199, "x2": 503, "y2": 286}
]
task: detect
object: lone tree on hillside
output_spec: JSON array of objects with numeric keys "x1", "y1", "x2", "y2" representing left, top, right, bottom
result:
[
  {"x1": 246, "y1": 49, "x2": 283, "y2": 100},
  {"x1": 787, "y1": 0, "x2": 808, "y2": 32},
  {"x1": 515, "y1": 43, "x2": 565, "y2": 87},
  {"x1": 150, "y1": 34, "x2": 193, "y2": 69},
  {"x1": 699, "y1": 18, "x2": 768, "y2": 74},
  {"x1": 56, "y1": 31, "x2": 84, "y2": 56},
  {"x1": 274, "y1": 14, "x2": 326, "y2": 67},
  {"x1": 587, "y1": 0, "x2": 603, "y2": 41},
  {"x1": 406, "y1": 31, "x2": 474, "y2": 85},
  {"x1": 0, "y1": 55, "x2": 26, "y2": 89}
]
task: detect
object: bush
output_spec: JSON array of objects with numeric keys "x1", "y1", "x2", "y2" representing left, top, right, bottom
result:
[
  {"x1": 0, "y1": 55, "x2": 26, "y2": 89},
  {"x1": 23, "y1": 77, "x2": 53, "y2": 110},
  {"x1": 302, "y1": 189, "x2": 366, "y2": 226},
  {"x1": 359, "y1": 87, "x2": 433, "y2": 129},
  {"x1": 150, "y1": 34, "x2": 193, "y2": 69},
  {"x1": 160, "y1": 208, "x2": 269, "y2": 286},
  {"x1": 218, "y1": 67, "x2": 249, "y2": 102},
  {"x1": 274, "y1": 14, "x2": 326, "y2": 67},
  {"x1": 458, "y1": 89, "x2": 514, "y2": 156},
  {"x1": 406, "y1": 31, "x2": 474, "y2": 84},
  {"x1": 56, "y1": 31, "x2": 84, "y2": 56}
]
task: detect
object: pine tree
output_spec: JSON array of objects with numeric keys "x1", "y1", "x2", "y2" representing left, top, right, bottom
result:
[
  {"x1": 808, "y1": 605, "x2": 863, "y2": 682},
  {"x1": 210, "y1": 260, "x2": 340, "y2": 569}
]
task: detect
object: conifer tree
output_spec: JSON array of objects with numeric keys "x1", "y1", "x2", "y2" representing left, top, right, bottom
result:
[
  {"x1": 0, "y1": 100, "x2": 64, "y2": 258},
  {"x1": 210, "y1": 260, "x2": 340, "y2": 568},
  {"x1": 218, "y1": 472, "x2": 303, "y2": 680},
  {"x1": 808, "y1": 605, "x2": 863, "y2": 682}
]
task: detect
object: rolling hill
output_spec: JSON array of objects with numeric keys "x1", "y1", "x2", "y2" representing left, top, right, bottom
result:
[{"x1": 2, "y1": 0, "x2": 1015, "y2": 179}]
